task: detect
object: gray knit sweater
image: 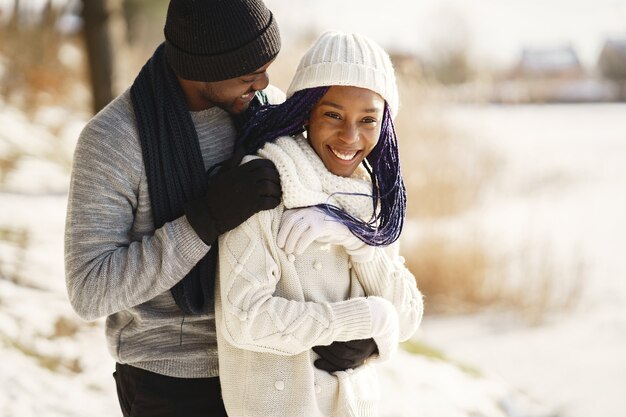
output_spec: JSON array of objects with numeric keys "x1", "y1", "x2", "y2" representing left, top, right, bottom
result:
[{"x1": 64, "y1": 86, "x2": 284, "y2": 378}]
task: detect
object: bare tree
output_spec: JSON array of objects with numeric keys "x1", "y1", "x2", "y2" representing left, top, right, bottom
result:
[{"x1": 81, "y1": 0, "x2": 127, "y2": 114}]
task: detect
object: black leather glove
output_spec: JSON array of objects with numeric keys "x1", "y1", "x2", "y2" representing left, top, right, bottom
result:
[
  {"x1": 185, "y1": 158, "x2": 281, "y2": 244},
  {"x1": 312, "y1": 338, "x2": 379, "y2": 372}
]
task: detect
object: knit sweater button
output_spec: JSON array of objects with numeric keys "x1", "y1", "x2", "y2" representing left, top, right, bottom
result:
[
  {"x1": 346, "y1": 368, "x2": 354, "y2": 374},
  {"x1": 234, "y1": 264, "x2": 243, "y2": 274},
  {"x1": 238, "y1": 311, "x2": 248, "y2": 321},
  {"x1": 315, "y1": 384, "x2": 322, "y2": 394},
  {"x1": 287, "y1": 254, "x2": 295, "y2": 262},
  {"x1": 313, "y1": 260, "x2": 322, "y2": 271},
  {"x1": 274, "y1": 380, "x2": 285, "y2": 391}
]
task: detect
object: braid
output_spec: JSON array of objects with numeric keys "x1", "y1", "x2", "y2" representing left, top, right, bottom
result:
[{"x1": 237, "y1": 87, "x2": 330, "y2": 154}]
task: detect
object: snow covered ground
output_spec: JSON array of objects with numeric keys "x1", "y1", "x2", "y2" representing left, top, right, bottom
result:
[{"x1": 1, "y1": 101, "x2": 624, "y2": 416}]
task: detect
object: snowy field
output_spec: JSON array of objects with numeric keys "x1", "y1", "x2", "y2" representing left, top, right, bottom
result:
[
  {"x1": 1, "y1": 102, "x2": 624, "y2": 416},
  {"x1": 418, "y1": 103, "x2": 626, "y2": 417}
]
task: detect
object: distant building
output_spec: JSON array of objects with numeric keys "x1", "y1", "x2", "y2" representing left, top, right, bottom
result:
[
  {"x1": 511, "y1": 45, "x2": 586, "y2": 79},
  {"x1": 491, "y1": 45, "x2": 621, "y2": 103}
]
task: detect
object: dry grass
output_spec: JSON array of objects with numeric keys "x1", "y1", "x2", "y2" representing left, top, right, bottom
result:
[
  {"x1": 402, "y1": 232, "x2": 586, "y2": 325},
  {"x1": 0, "y1": 332, "x2": 83, "y2": 374},
  {"x1": 401, "y1": 339, "x2": 482, "y2": 377},
  {"x1": 498, "y1": 242, "x2": 587, "y2": 325},
  {"x1": 0, "y1": 226, "x2": 30, "y2": 286},
  {"x1": 0, "y1": 149, "x2": 23, "y2": 184},
  {"x1": 0, "y1": 5, "x2": 89, "y2": 114},
  {"x1": 402, "y1": 234, "x2": 497, "y2": 314},
  {"x1": 395, "y1": 77, "x2": 502, "y2": 219},
  {"x1": 51, "y1": 316, "x2": 82, "y2": 339}
]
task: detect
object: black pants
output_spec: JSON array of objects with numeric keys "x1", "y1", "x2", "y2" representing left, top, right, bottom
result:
[{"x1": 113, "y1": 363, "x2": 228, "y2": 417}]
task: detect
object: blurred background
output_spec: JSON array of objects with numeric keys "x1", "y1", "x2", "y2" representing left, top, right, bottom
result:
[{"x1": 0, "y1": 0, "x2": 625, "y2": 416}]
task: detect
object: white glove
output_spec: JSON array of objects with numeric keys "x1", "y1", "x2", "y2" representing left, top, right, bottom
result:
[
  {"x1": 277, "y1": 207, "x2": 376, "y2": 262},
  {"x1": 366, "y1": 296, "x2": 399, "y2": 362}
]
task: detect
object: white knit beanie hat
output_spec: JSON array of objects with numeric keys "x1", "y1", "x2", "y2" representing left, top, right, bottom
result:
[{"x1": 286, "y1": 31, "x2": 399, "y2": 118}]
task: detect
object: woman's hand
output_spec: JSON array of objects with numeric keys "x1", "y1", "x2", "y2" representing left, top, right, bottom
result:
[
  {"x1": 277, "y1": 207, "x2": 375, "y2": 262},
  {"x1": 313, "y1": 296, "x2": 400, "y2": 371}
]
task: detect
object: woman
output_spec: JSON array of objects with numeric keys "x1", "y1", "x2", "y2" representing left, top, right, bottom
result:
[{"x1": 215, "y1": 31, "x2": 423, "y2": 417}]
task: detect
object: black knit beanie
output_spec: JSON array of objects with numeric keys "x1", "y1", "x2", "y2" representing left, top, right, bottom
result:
[{"x1": 164, "y1": 0, "x2": 281, "y2": 82}]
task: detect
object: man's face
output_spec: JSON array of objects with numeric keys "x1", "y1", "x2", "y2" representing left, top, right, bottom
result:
[{"x1": 178, "y1": 60, "x2": 273, "y2": 114}]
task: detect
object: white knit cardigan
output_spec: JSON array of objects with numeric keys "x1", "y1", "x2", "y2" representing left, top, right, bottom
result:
[{"x1": 216, "y1": 135, "x2": 423, "y2": 417}]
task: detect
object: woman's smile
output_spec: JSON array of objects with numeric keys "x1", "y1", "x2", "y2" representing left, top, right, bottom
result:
[{"x1": 328, "y1": 146, "x2": 360, "y2": 162}]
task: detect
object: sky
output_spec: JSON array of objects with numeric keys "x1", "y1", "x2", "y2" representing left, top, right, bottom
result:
[{"x1": 266, "y1": 0, "x2": 626, "y2": 70}]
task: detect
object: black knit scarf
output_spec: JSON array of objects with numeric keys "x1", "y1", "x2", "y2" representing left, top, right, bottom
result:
[{"x1": 130, "y1": 43, "x2": 215, "y2": 315}]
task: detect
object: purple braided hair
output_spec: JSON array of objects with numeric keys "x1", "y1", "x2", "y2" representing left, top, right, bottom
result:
[{"x1": 235, "y1": 87, "x2": 330, "y2": 153}]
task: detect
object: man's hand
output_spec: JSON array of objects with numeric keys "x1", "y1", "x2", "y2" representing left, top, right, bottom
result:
[
  {"x1": 185, "y1": 158, "x2": 281, "y2": 244},
  {"x1": 312, "y1": 338, "x2": 378, "y2": 372}
]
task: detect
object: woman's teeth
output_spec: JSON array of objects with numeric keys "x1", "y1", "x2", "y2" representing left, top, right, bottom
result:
[{"x1": 330, "y1": 147, "x2": 357, "y2": 161}]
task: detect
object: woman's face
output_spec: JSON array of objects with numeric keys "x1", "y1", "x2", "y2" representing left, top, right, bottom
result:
[{"x1": 307, "y1": 86, "x2": 385, "y2": 177}]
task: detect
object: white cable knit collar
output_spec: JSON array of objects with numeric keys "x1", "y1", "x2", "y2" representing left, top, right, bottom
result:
[{"x1": 258, "y1": 134, "x2": 374, "y2": 221}]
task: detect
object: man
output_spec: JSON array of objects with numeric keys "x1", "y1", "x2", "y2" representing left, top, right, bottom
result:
[{"x1": 65, "y1": 1, "x2": 377, "y2": 416}]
